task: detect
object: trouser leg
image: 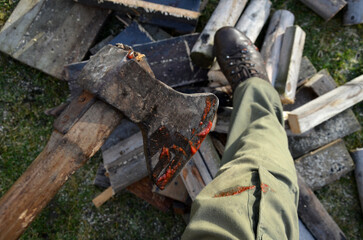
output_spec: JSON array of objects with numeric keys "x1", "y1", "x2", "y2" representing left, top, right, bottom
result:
[{"x1": 182, "y1": 78, "x2": 299, "y2": 240}]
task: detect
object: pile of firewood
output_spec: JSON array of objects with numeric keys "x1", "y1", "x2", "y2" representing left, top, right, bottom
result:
[{"x1": 0, "y1": 0, "x2": 362, "y2": 240}]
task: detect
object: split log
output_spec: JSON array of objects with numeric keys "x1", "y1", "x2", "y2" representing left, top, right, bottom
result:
[
  {"x1": 288, "y1": 75, "x2": 363, "y2": 134},
  {"x1": 351, "y1": 148, "x2": 363, "y2": 213},
  {"x1": 299, "y1": 0, "x2": 347, "y2": 21},
  {"x1": 235, "y1": 0, "x2": 272, "y2": 43},
  {"x1": 261, "y1": 10, "x2": 295, "y2": 85},
  {"x1": 153, "y1": 175, "x2": 189, "y2": 203},
  {"x1": 275, "y1": 25, "x2": 306, "y2": 104},
  {"x1": 190, "y1": 0, "x2": 248, "y2": 68},
  {"x1": 0, "y1": 0, "x2": 109, "y2": 79},
  {"x1": 207, "y1": 0, "x2": 271, "y2": 87},
  {"x1": 343, "y1": 0, "x2": 363, "y2": 25},
  {"x1": 298, "y1": 175, "x2": 347, "y2": 240},
  {"x1": 198, "y1": 135, "x2": 221, "y2": 178},
  {"x1": 295, "y1": 139, "x2": 355, "y2": 190},
  {"x1": 93, "y1": 163, "x2": 111, "y2": 189},
  {"x1": 44, "y1": 102, "x2": 70, "y2": 117},
  {"x1": 297, "y1": 56, "x2": 317, "y2": 87},
  {"x1": 180, "y1": 158, "x2": 206, "y2": 201},
  {"x1": 0, "y1": 93, "x2": 122, "y2": 240},
  {"x1": 75, "y1": 0, "x2": 202, "y2": 33},
  {"x1": 286, "y1": 70, "x2": 361, "y2": 158}
]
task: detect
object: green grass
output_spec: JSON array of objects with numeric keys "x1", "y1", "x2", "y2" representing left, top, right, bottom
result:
[{"x1": 0, "y1": 0, "x2": 362, "y2": 239}]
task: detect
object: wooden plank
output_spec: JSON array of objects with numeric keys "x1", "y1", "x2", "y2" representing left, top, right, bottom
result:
[
  {"x1": 192, "y1": 151, "x2": 213, "y2": 185},
  {"x1": 53, "y1": 91, "x2": 96, "y2": 134},
  {"x1": 0, "y1": 0, "x2": 109, "y2": 79},
  {"x1": 351, "y1": 148, "x2": 363, "y2": 213},
  {"x1": 288, "y1": 75, "x2": 363, "y2": 134},
  {"x1": 64, "y1": 34, "x2": 208, "y2": 88},
  {"x1": 298, "y1": 175, "x2": 347, "y2": 240},
  {"x1": 92, "y1": 187, "x2": 114, "y2": 208},
  {"x1": 343, "y1": 0, "x2": 363, "y2": 25},
  {"x1": 180, "y1": 158, "x2": 206, "y2": 201},
  {"x1": 295, "y1": 139, "x2": 355, "y2": 190},
  {"x1": 198, "y1": 135, "x2": 220, "y2": 178},
  {"x1": 261, "y1": 10, "x2": 295, "y2": 85},
  {"x1": 126, "y1": 177, "x2": 172, "y2": 212},
  {"x1": 0, "y1": 100, "x2": 122, "y2": 240},
  {"x1": 207, "y1": 0, "x2": 271, "y2": 87},
  {"x1": 299, "y1": 0, "x2": 347, "y2": 21},
  {"x1": 75, "y1": 0, "x2": 202, "y2": 33},
  {"x1": 190, "y1": 0, "x2": 248, "y2": 68},
  {"x1": 297, "y1": 56, "x2": 317, "y2": 87},
  {"x1": 275, "y1": 25, "x2": 306, "y2": 104}
]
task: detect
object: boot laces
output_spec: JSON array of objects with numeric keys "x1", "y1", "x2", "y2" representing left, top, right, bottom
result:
[{"x1": 225, "y1": 48, "x2": 259, "y2": 81}]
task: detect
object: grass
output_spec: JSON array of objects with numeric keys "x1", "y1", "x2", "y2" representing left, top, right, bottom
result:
[{"x1": 0, "y1": 0, "x2": 362, "y2": 239}]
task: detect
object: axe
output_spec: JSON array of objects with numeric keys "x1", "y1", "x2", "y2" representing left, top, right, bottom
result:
[{"x1": 0, "y1": 45, "x2": 218, "y2": 240}]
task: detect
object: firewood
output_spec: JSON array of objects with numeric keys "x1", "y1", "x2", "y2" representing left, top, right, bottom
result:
[
  {"x1": 298, "y1": 175, "x2": 347, "y2": 240},
  {"x1": 299, "y1": 0, "x2": 347, "y2": 21},
  {"x1": 261, "y1": 10, "x2": 295, "y2": 85},
  {"x1": 153, "y1": 175, "x2": 189, "y2": 203},
  {"x1": 74, "y1": 0, "x2": 203, "y2": 33},
  {"x1": 303, "y1": 69, "x2": 337, "y2": 96},
  {"x1": 343, "y1": 0, "x2": 363, "y2": 25},
  {"x1": 44, "y1": 102, "x2": 70, "y2": 117},
  {"x1": 180, "y1": 158, "x2": 206, "y2": 201},
  {"x1": 93, "y1": 163, "x2": 111, "y2": 189},
  {"x1": 0, "y1": 0, "x2": 109, "y2": 79},
  {"x1": 295, "y1": 139, "x2": 355, "y2": 190},
  {"x1": 299, "y1": 220, "x2": 316, "y2": 240},
  {"x1": 190, "y1": 0, "x2": 248, "y2": 68},
  {"x1": 351, "y1": 148, "x2": 363, "y2": 213},
  {"x1": 297, "y1": 56, "x2": 317, "y2": 87},
  {"x1": 275, "y1": 25, "x2": 306, "y2": 104},
  {"x1": 288, "y1": 75, "x2": 363, "y2": 134},
  {"x1": 207, "y1": 0, "x2": 271, "y2": 87}
]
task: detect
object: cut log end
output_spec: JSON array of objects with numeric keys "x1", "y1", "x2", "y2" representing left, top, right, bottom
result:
[
  {"x1": 92, "y1": 186, "x2": 114, "y2": 208},
  {"x1": 288, "y1": 113, "x2": 301, "y2": 134}
]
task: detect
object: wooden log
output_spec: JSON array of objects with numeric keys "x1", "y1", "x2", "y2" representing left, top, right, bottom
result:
[
  {"x1": 44, "y1": 102, "x2": 70, "y2": 117},
  {"x1": 180, "y1": 158, "x2": 206, "y2": 201},
  {"x1": 75, "y1": 0, "x2": 202, "y2": 33},
  {"x1": 207, "y1": 0, "x2": 271, "y2": 87},
  {"x1": 298, "y1": 175, "x2": 347, "y2": 240},
  {"x1": 126, "y1": 177, "x2": 172, "y2": 212},
  {"x1": 286, "y1": 70, "x2": 361, "y2": 158},
  {"x1": 261, "y1": 10, "x2": 295, "y2": 85},
  {"x1": 198, "y1": 135, "x2": 221, "y2": 178},
  {"x1": 351, "y1": 148, "x2": 363, "y2": 213},
  {"x1": 295, "y1": 139, "x2": 355, "y2": 190},
  {"x1": 0, "y1": 99, "x2": 122, "y2": 240},
  {"x1": 89, "y1": 35, "x2": 115, "y2": 55},
  {"x1": 297, "y1": 56, "x2": 317, "y2": 87},
  {"x1": 275, "y1": 25, "x2": 306, "y2": 104},
  {"x1": 299, "y1": 0, "x2": 347, "y2": 21},
  {"x1": 288, "y1": 75, "x2": 363, "y2": 134},
  {"x1": 0, "y1": 0, "x2": 109, "y2": 79},
  {"x1": 190, "y1": 0, "x2": 248, "y2": 68},
  {"x1": 93, "y1": 163, "x2": 111, "y2": 189},
  {"x1": 343, "y1": 0, "x2": 363, "y2": 25},
  {"x1": 192, "y1": 151, "x2": 213, "y2": 186},
  {"x1": 235, "y1": 0, "x2": 272, "y2": 43},
  {"x1": 92, "y1": 186, "x2": 114, "y2": 208},
  {"x1": 299, "y1": 219, "x2": 316, "y2": 240}
]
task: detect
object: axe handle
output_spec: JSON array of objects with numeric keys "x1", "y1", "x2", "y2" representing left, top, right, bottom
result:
[{"x1": 0, "y1": 100, "x2": 122, "y2": 240}]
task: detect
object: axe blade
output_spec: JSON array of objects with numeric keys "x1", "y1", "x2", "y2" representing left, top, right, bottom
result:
[{"x1": 78, "y1": 45, "x2": 218, "y2": 189}]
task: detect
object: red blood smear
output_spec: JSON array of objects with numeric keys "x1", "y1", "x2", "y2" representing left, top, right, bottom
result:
[
  {"x1": 202, "y1": 99, "x2": 212, "y2": 122},
  {"x1": 156, "y1": 161, "x2": 182, "y2": 190},
  {"x1": 159, "y1": 147, "x2": 170, "y2": 161},
  {"x1": 261, "y1": 183, "x2": 270, "y2": 193},
  {"x1": 171, "y1": 144, "x2": 187, "y2": 156},
  {"x1": 214, "y1": 185, "x2": 256, "y2": 198},
  {"x1": 127, "y1": 51, "x2": 135, "y2": 59},
  {"x1": 197, "y1": 121, "x2": 213, "y2": 138}
]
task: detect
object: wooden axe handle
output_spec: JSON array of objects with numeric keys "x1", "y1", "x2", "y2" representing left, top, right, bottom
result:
[{"x1": 0, "y1": 98, "x2": 122, "y2": 240}]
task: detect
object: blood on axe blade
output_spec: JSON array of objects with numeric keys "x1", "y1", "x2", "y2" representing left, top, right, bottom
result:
[{"x1": 78, "y1": 44, "x2": 218, "y2": 189}]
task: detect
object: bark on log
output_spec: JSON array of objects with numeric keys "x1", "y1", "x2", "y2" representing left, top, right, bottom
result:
[
  {"x1": 343, "y1": 0, "x2": 363, "y2": 25},
  {"x1": 190, "y1": 0, "x2": 248, "y2": 68},
  {"x1": 261, "y1": 10, "x2": 295, "y2": 85},
  {"x1": 0, "y1": 98, "x2": 122, "y2": 240},
  {"x1": 288, "y1": 75, "x2": 363, "y2": 134},
  {"x1": 275, "y1": 25, "x2": 306, "y2": 104},
  {"x1": 298, "y1": 175, "x2": 347, "y2": 240},
  {"x1": 299, "y1": 0, "x2": 347, "y2": 21}
]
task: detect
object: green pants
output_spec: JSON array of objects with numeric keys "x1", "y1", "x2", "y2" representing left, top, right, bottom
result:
[{"x1": 182, "y1": 78, "x2": 299, "y2": 240}]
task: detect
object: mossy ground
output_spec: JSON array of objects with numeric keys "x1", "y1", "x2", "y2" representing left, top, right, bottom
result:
[{"x1": 0, "y1": 0, "x2": 362, "y2": 239}]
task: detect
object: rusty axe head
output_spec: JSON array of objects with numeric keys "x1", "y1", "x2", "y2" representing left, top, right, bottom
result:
[{"x1": 78, "y1": 45, "x2": 218, "y2": 189}]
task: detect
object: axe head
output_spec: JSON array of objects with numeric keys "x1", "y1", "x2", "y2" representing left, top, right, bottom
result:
[{"x1": 78, "y1": 45, "x2": 218, "y2": 189}]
